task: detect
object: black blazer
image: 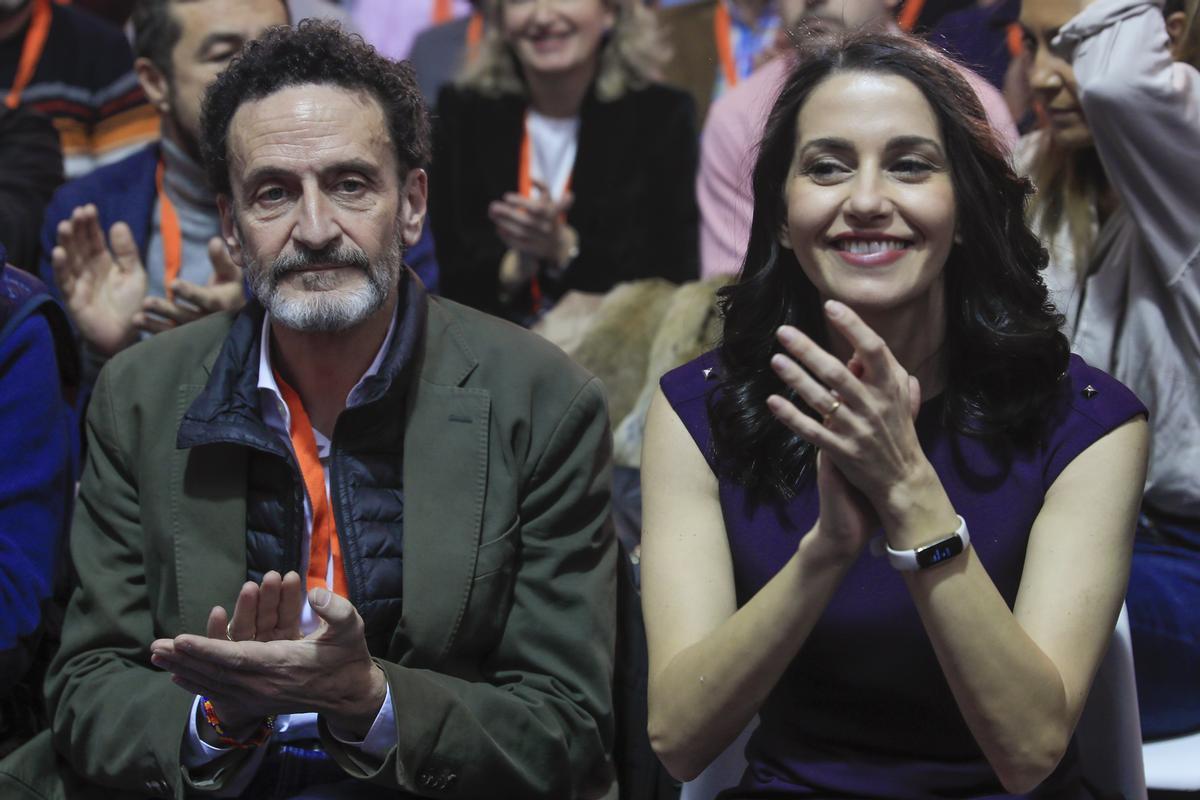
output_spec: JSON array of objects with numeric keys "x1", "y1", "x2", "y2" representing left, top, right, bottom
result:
[{"x1": 431, "y1": 82, "x2": 700, "y2": 321}]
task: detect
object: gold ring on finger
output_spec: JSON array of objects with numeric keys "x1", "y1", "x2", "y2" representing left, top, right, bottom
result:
[{"x1": 822, "y1": 398, "x2": 842, "y2": 427}]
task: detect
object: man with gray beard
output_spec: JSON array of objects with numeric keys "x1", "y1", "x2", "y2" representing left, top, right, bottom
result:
[{"x1": 0, "y1": 21, "x2": 616, "y2": 800}]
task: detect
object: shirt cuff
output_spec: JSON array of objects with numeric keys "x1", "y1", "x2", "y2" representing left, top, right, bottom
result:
[
  {"x1": 183, "y1": 695, "x2": 234, "y2": 766},
  {"x1": 325, "y1": 684, "x2": 396, "y2": 762},
  {"x1": 181, "y1": 695, "x2": 270, "y2": 797}
]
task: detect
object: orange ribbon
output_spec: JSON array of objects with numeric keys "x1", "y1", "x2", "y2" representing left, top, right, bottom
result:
[
  {"x1": 275, "y1": 372, "x2": 349, "y2": 599},
  {"x1": 898, "y1": 0, "x2": 926, "y2": 32},
  {"x1": 154, "y1": 159, "x2": 183, "y2": 302},
  {"x1": 433, "y1": 0, "x2": 454, "y2": 24},
  {"x1": 465, "y1": 10, "x2": 484, "y2": 60},
  {"x1": 713, "y1": 1, "x2": 738, "y2": 89},
  {"x1": 1005, "y1": 23, "x2": 1025, "y2": 58},
  {"x1": 517, "y1": 112, "x2": 574, "y2": 314},
  {"x1": 5, "y1": 0, "x2": 52, "y2": 110}
]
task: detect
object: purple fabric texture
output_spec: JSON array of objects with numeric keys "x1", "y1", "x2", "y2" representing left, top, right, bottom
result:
[{"x1": 659, "y1": 352, "x2": 1146, "y2": 798}]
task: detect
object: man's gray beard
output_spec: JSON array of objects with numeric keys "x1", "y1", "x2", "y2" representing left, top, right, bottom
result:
[{"x1": 246, "y1": 233, "x2": 404, "y2": 334}]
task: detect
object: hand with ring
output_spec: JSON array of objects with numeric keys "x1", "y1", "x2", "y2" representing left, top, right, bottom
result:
[
  {"x1": 765, "y1": 300, "x2": 929, "y2": 537},
  {"x1": 188, "y1": 570, "x2": 305, "y2": 739},
  {"x1": 208, "y1": 570, "x2": 305, "y2": 644}
]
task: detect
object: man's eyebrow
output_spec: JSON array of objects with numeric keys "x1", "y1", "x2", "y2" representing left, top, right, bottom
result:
[
  {"x1": 241, "y1": 160, "x2": 382, "y2": 192},
  {"x1": 322, "y1": 159, "x2": 383, "y2": 179},
  {"x1": 241, "y1": 165, "x2": 292, "y2": 192},
  {"x1": 798, "y1": 137, "x2": 855, "y2": 157},
  {"x1": 886, "y1": 136, "x2": 945, "y2": 158},
  {"x1": 195, "y1": 32, "x2": 245, "y2": 55}
]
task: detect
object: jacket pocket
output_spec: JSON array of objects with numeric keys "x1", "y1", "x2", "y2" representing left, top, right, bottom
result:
[
  {"x1": 473, "y1": 517, "x2": 519, "y2": 579},
  {"x1": 457, "y1": 519, "x2": 521, "y2": 656}
]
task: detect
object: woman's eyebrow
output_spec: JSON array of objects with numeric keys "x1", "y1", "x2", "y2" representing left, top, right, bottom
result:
[
  {"x1": 798, "y1": 137, "x2": 855, "y2": 158},
  {"x1": 886, "y1": 135, "x2": 945, "y2": 158}
]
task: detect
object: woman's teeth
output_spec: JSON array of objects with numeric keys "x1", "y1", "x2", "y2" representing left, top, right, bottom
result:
[{"x1": 835, "y1": 239, "x2": 908, "y2": 254}]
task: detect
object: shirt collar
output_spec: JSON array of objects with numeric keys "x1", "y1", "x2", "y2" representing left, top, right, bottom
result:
[{"x1": 256, "y1": 307, "x2": 399, "y2": 435}]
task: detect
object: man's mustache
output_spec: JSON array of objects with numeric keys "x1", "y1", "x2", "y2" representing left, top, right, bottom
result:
[{"x1": 269, "y1": 246, "x2": 371, "y2": 281}]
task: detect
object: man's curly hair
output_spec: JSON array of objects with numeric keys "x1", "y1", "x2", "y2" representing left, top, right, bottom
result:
[{"x1": 199, "y1": 20, "x2": 431, "y2": 197}]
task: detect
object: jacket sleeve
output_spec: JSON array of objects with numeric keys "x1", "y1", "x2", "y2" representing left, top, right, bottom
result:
[
  {"x1": 44, "y1": 363, "x2": 222, "y2": 798},
  {"x1": 0, "y1": 315, "x2": 70, "y2": 667},
  {"x1": 640, "y1": 91, "x2": 700, "y2": 285},
  {"x1": 1057, "y1": 0, "x2": 1200, "y2": 285},
  {"x1": 321, "y1": 377, "x2": 617, "y2": 799},
  {"x1": 430, "y1": 87, "x2": 512, "y2": 318}
]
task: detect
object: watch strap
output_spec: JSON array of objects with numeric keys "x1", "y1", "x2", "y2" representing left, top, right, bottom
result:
[{"x1": 885, "y1": 515, "x2": 970, "y2": 571}]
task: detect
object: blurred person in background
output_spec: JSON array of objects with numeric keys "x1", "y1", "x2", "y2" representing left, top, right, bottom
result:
[
  {"x1": 351, "y1": 0, "x2": 472, "y2": 60},
  {"x1": 0, "y1": 246, "x2": 78, "y2": 758},
  {"x1": 657, "y1": 0, "x2": 781, "y2": 122},
  {"x1": 0, "y1": 104, "x2": 61, "y2": 272},
  {"x1": 696, "y1": 0, "x2": 1018, "y2": 278},
  {"x1": 0, "y1": 0, "x2": 157, "y2": 178},
  {"x1": 432, "y1": 0, "x2": 699, "y2": 325},
  {"x1": 409, "y1": 0, "x2": 486, "y2": 107},
  {"x1": 1018, "y1": 0, "x2": 1200, "y2": 742},
  {"x1": 39, "y1": 0, "x2": 288, "y2": 393}
]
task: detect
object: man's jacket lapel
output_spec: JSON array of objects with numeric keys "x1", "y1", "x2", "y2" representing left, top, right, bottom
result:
[{"x1": 399, "y1": 300, "x2": 490, "y2": 663}]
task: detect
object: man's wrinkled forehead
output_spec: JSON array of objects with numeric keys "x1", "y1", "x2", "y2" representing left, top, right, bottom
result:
[{"x1": 226, "y1": 84, "x2": 395, "y2": 185}]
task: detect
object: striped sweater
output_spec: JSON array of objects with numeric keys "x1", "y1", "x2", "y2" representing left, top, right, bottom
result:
[{"x1": 0, "y1": 1, "x2": 158, "y2": 178}]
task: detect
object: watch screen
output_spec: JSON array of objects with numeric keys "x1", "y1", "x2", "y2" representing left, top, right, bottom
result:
[{"x1": 916, "y1": 536, "x2": 964, "y2": 568}]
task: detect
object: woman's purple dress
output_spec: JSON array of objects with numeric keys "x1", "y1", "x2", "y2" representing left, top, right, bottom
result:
[{"x1": 660, "y1": 352, "x2": 1146, "y2": 799}]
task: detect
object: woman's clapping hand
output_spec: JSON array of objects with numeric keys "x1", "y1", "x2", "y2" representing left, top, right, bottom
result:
[{"x1": 767, "y1": 300, "x2": 933, "y2": 539}]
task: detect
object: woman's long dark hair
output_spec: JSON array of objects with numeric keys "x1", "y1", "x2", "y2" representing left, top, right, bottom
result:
[{"x1": 711, "y1": 31, "x2": 1069, "y2": 498}]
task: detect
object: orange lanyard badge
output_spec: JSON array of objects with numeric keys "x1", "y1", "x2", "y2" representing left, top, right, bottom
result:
[
  {"x1": 5, "y1": 0, "x2": 52, "y2": 110},
  {"x1": 275, "y1": 372, "x2": 349, "y2": 599}
]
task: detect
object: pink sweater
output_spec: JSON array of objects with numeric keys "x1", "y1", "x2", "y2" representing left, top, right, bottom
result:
[{"x1": 698, "y1": 55, "x2": 1019, "y2": 277}]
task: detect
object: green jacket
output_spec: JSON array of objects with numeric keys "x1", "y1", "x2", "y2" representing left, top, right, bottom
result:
[{"x1": 0, "y1": 296, "x2": 616, "y2": 799}]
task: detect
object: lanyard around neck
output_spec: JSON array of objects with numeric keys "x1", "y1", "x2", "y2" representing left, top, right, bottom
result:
[
  {"x1": 274, "y1": 371, "x2": 349, "y2": 599},
  {"x1": 713, "y1": 1, "x2": 738, "y2": 90},
  {"x1": 517, "y1": 111, "x2": 575, "y2": 313},
  {"x1": 465, "y1": 10, "x2": 483, "y2": 57},
  {"x1": 898, "y1": 0, "x2": 924, "y2": 31},
  {"x1": 5, "y1": 0, "x2": 52, "y2": 110},
  {"x1": 154, "y1": 158, "x2": 183, "y2": 302},
  {"x1": 433, "y1": 0, "x2": 454, "y2": 24}
]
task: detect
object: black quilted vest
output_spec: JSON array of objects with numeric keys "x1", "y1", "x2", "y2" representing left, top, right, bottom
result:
[{"x1": 177, "y1": 274, "x2": 427, "y2": 653}]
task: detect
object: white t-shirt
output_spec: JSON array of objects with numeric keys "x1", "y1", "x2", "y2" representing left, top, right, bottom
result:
[{"x1": 526, "y1": 110, "x2": 580, "y2": 202}]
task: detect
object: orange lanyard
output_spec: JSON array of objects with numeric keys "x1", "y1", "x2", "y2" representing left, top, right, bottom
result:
[
  {"x1": 1005, "y1": 23, "x2": 1025, "y2": 58},
  {"x1": 154, "y1": 159, "x2": 183, "y2": 301},
  {"x1": 713, "y1": 1, "x2": 738, "y2": 89},
  {"x1": 433, "y1": 0, "x2": 454, "y2": 24},
  {"x1": 5, "y1": 0, "x2": 52, "y2": 110},
  {"x1": 898, "y1": 0, "x2": 925, "y2": 32},
  {"x1": 517, "y1": 112, "x2": 573, "y2": 313},
  {"x1": 465, "y1": 11, "x2": 484, "y2": 60},
  {"x1": 275, "y1": 372, "x2": 349, "y2": 599}
]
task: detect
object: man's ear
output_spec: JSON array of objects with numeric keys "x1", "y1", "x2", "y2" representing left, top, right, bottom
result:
[
  {"x1": 134, "y1": 56, "x2": 171, "y2": 116},
  {"x1": 217, "y1": 195, "x2": 245, "y2": 268},
  {"x1": 1166, "y1": 11, "x2": 1187, "y2": 56},
  {"x1": 399, "y1": 168, "x2": 429, "y2": 248}
]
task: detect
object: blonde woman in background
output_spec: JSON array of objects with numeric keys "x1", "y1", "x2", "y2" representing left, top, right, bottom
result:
[
  {"x1": 430, "y1": 0, "x2": 699, "y2": 324},
  {"x1": 1018, "y1": 0, "x2": 1200, "y2": 741}
]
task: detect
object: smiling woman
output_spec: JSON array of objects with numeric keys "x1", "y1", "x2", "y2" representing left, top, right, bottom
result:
[
  {"x1": 430, "y1": 0, "x2": 699, "y2": 324},
  {"x1": 639, "y1": 31, "x2": 1151, "y2": 799}
]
